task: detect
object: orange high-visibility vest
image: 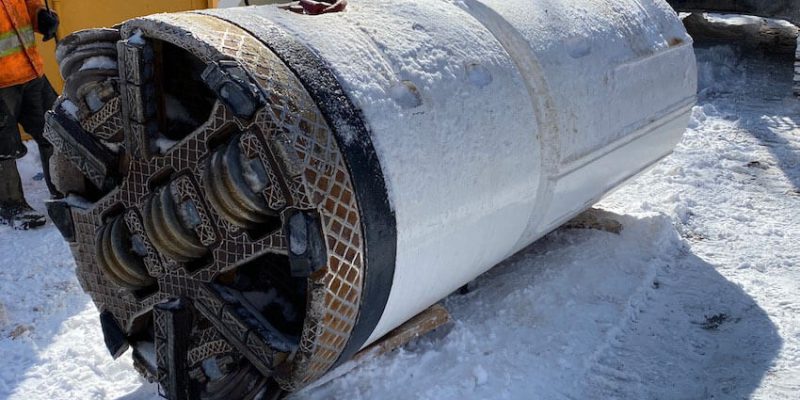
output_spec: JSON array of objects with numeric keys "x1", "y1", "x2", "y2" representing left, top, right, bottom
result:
[{"x1": 0, "y1": 0, "x2": 45, "y2": 89}]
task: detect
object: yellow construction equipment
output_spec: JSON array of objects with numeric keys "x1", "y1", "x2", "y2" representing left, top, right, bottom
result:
[
  {"x1": 37, "y1": 0, "x2": 213, "y2": 92},
  {"x1": 19, "y1": 0, "x2": 214, "y2": 140}
]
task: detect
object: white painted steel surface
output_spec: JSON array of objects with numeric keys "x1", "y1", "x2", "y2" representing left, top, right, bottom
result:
[{"x1": 241, "y1": 0, "x2": 697, "y2": 346}]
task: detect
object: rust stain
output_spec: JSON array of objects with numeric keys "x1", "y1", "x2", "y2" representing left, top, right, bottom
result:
[{"x1": 669, "y1": 37, "x2": 685, "y2": 47}]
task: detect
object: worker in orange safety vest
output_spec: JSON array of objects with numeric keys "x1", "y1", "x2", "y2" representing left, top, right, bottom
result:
[{"x1": 0, "y1": 0, "x2": 59, "y2": 229}]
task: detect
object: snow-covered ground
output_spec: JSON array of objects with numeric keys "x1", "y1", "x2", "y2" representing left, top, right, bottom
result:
[{"x1": 2, "y1": 38, "x2": 799, "y2": 400}]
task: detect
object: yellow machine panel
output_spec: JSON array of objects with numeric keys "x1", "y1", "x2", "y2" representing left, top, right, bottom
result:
[
  {"x1": 20, "y1": 1, "x2": 212, "y2": 140},
  {"x1": 37, "y1": 0, "x2": 212, "y2": 92}
]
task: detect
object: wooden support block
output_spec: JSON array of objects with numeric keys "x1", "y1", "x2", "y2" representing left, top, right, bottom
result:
[
  {"x1": 301, "y1": 304, "x2": 453, "y2": 393},
  {"x1": 354, "y1": 304, "x2": 452, "y2": 362}
]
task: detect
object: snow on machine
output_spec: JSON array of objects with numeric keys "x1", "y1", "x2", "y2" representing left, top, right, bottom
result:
[{"x1": 43, "y1": 0, "x2": 697, "y2": 398}]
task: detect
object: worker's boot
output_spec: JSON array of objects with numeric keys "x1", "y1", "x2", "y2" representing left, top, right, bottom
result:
[
  {"x1": 0, "y1": 159, "x2": 46, "y2": 230},
  {"x1": 0, "y1": 202, "x2": 47, "y2": 230}
]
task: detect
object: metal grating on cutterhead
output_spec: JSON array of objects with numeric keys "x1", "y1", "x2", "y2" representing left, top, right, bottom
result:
[{"x1": 45, "y1": 12, "x2": 369, "y2": 396}]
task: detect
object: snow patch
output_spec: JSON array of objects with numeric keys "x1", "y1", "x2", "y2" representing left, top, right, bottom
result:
[
  {"x1": 389, "y1": 81, "x2": 422, "y2": 109},
  {"x1": 202, "y1": 358, "x2": 225, "y2": 380},
  {"x1": 241, "y1": 155, "x2": 269, "y2": 194},
  {"x1": 165, "y1": 95, "x2": 196, "y2": 125},
  {"x1": 64, "y1": 194, "x2": 93, "y2": 210},
  {"x1": 472, "y1": 365, "x2": 488, "y2": 386},
  {"x1": 128, "y1": 29, "x2": 146, "y2": 45},
  {"x1": 288, "y1": 213, "x2": 308, "y2": 256},
  {"x1": 79, "y1": 56, "x2": 117, "y2": 71},
  {"x1": 465, "y1": 62, "x2": 493, "y2": 88},
  {"x1": 154, "y1": 135, "x2": 179, "y2": 154},
  {"x1": 135, "y1": 341, "x2": 157, "y2": 372},
  {"x1": 60, "y1": 100, "x2": 79, "y2": 120}
]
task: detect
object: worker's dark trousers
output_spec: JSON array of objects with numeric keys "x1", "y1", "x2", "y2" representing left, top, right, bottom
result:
[{"x1": 0, "y1": 76, "x2": 58, "y2": 205}]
